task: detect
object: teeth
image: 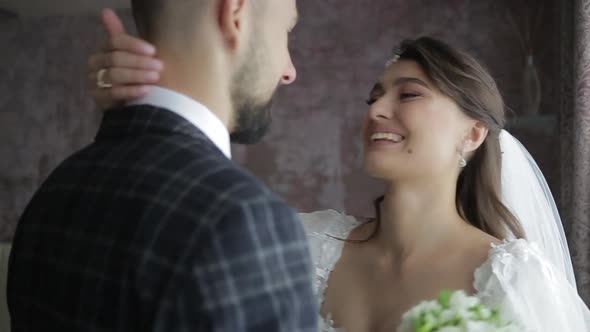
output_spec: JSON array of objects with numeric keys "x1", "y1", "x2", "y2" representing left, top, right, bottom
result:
[{"x1": 371, "y1": 133, "x2": 404, "y2": 142}]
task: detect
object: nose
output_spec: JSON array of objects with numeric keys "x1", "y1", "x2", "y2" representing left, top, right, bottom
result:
[
  {"x1": 369, "y1": 98, "x2": 393, "y2": 121},
  {"x1": 280, "y1": 57, "x2": 297, "y2": 85}
]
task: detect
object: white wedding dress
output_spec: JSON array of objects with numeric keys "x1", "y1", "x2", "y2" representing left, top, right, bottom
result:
[{"x1": 299, "y1": 209, "x2": 590, "y2": 332}]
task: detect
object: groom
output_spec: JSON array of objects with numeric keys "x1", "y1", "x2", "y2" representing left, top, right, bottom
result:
[{"x1": 8, "y1": 0, "x2": 318, "y2": 331}]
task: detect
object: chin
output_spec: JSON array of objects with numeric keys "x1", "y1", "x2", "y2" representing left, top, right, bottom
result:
[
  {"x1": 364, "y1": 158, "x2": 396, "y2": 180},
  {"x1": 365, "y1": 149, "x2": 421, "y2": 180}
]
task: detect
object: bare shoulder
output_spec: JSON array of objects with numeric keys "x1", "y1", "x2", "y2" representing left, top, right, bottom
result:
[
  {"x1": 469, "y1": 230, "x2": 502, "y2": 262},
  {"x1": 449, "y1": 229, "x2": 502, "y2": 281}
]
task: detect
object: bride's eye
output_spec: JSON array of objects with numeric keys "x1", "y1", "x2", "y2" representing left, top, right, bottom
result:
[
  {"x1": 400, "y1": 92, "x2": 420, "y2": 100},
  {"x1": 366, "y1": 83, "x2": 384, "y2": 106},
  {"x1": 366, "y1": 98, "x2": 378, "y2": 106},
  {"x1": 365, "y1": 93, "x2": 383, "y2": 105}
]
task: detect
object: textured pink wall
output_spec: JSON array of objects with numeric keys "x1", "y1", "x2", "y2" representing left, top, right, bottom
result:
[{"x1": 0, "y1": 0, "x2": 559, "y2": 240}]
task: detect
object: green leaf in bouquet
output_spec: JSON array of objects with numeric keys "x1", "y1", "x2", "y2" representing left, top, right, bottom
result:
[
  {"x1": 469, "y1": 304, "x2": 486, "y2": 320},
  {"x1": 438, "y1": 290, "x2": 453, "y2": 309},
  {"x1": 415, "y1": 312, "x2": 437, "y2": 332},
  {"x1": 490, "y1": 309, "x2": 503, "y2": 326}
]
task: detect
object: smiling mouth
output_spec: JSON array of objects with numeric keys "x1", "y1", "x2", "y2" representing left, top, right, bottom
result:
[{"x1": 370, "y1": 132, "x2": 406, "y2": 143}]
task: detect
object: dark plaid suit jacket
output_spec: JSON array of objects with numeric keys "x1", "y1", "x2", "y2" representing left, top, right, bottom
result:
[{"x1": 8, "y1": 105, "x2": 318, "y2": 331}]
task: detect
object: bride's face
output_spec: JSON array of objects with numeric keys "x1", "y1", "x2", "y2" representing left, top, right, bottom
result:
[{"x1": 361, "y1": 60, "x2": 476, "y2": 182}]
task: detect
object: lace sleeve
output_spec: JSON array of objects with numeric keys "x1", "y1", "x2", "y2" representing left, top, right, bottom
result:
[
  {"x1": 474, "y1": 239, "x2": 590, "y2": 332},
  {"x1": 297, "y1": 210, "x2": 361, "y2": 331},
  {"x1": 297, "y1": 210, "x2": 361, "y2": 270}
]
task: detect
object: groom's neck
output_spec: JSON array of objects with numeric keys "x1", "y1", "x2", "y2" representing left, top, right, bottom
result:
[{"x1": 155, "y1": 47, "x2": 234, "y2": 132}]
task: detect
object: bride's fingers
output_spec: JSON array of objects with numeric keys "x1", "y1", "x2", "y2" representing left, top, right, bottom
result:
[
  {"x1": 98, "y1": 8, "x2": 153, "y2": 55},
  {"x1": 108, "y1": 68, "x2": 160, "y2": 85},
  {"x1": 88, "y1": 51, "x2": 163, "y2": 72},
  {"x1": 88, "y1": 68, "x2": 160, "y2": 87},
  {"x1": 101, "y1": 34, "x2": 156, "y2": 56},
  {"x1": 101, "y1": 9, "x2": 126, "y2": 36}
]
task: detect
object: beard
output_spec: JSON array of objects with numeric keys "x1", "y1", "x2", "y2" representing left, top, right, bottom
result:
[
  {"x1": 229, "y1": 92, "x2": 277, "y2": 144},
  {"x1": 229, "y1": 33, "x2": 280, "y2": 145}
]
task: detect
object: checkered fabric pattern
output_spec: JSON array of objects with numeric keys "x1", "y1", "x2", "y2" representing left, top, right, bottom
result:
[{"x1": 8, "y1": 105, "x2": 318, "y2": 332}]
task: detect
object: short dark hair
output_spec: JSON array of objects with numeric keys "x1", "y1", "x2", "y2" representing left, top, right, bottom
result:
[
  {"x1": 131, "y1": 0, "x2": 163, "y2": 40},
  {"x1": 130, "y1": 0, "x2": 208, "y2": 41},
  {"x1": 131, "y1": 1, "x2": 268, "y2": 42}
]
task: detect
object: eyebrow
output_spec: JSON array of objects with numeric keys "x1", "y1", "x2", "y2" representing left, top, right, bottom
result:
[
  {"x1": 369, "y1": 83, "x2": 384, "y2": 94},
  {"x1": 392, "y1": 77, "x2": 431, "y2": 89},
  {"x1": 369, "y1": 77, "x2": 430, "y2": 94}
]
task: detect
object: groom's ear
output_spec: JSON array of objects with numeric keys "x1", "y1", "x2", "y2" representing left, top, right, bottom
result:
[{"x1": 217, "y1": 0, "x2": 250, "y2": 52}]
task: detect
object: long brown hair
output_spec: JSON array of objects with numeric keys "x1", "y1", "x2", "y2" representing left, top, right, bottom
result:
[{"x1": 369, "y1": 37, "x2": 525, "y2": 241}]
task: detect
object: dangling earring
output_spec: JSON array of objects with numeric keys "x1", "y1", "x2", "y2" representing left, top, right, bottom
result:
[
  {"x1": 458, "y1": 144, "x2": 468, "y2": 168},
  {"x1": 457, "y1": 141, "x2": 467, "y2": 168},
  {"x1": 459, "y1": 156, "x2": 467, "y2": 168}
]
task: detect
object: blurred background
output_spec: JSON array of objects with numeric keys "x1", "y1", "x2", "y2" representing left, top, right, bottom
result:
[{"x1": 0, "y1": 0, "x2": 588, "y2": 304}]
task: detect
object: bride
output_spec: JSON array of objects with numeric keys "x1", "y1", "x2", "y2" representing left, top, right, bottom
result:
[{"x1": 87, "y1": 13, "x2": 590, "y2": 331}]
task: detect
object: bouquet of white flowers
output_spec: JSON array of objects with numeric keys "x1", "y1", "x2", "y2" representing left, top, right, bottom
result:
[{"x1": 397, "y1": 290, "x2": 523, "y2": 332}]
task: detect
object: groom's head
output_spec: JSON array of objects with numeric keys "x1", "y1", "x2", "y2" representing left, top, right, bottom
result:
[{"x1": 131, "y1": 0, "x2": 299, "y2": 144}]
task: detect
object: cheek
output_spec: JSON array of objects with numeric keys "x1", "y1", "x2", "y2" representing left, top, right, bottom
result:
[
  {"x1": 273, "y1": 34, "x2": 289, "y2": 65},
  {"x1": 262, "y1": 33, "x2": 282, "y2": 68},
  {"x1": 402, "y1": 108, "x2": 458, "y2": 159},
  {"x1": 399, "y1": 100, "x2": 438, "y2": 124}
]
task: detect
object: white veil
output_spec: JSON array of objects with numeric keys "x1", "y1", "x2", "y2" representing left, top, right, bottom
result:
[
  {"x1": 499, "y1": 130, "x2": 576, "y2": 287},
  {"x1": 494, "y1": 131, "x2": 590, "y2": 331}
]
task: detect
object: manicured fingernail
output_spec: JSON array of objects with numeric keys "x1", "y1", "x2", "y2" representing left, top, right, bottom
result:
[
  {"x1": 151, "y1": 60, "x2": 164, "y2": 70},
  {"x1": 143, "y1": 44, "x2": 156, "y2": 54}
]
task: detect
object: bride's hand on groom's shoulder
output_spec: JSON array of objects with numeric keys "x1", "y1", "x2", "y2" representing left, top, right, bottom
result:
[{"x1": 88, "y1": 9, "x2": 164, "y2": 110}]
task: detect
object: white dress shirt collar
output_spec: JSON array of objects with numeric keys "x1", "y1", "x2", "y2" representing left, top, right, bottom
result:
[{"x1": 128, "y1": 86, "x2": 231, "y2": 159}]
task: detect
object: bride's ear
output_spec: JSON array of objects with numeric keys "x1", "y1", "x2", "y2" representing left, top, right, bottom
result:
[{"x1": 463, "y1": 121, "x2": 489, "y2": 153}]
